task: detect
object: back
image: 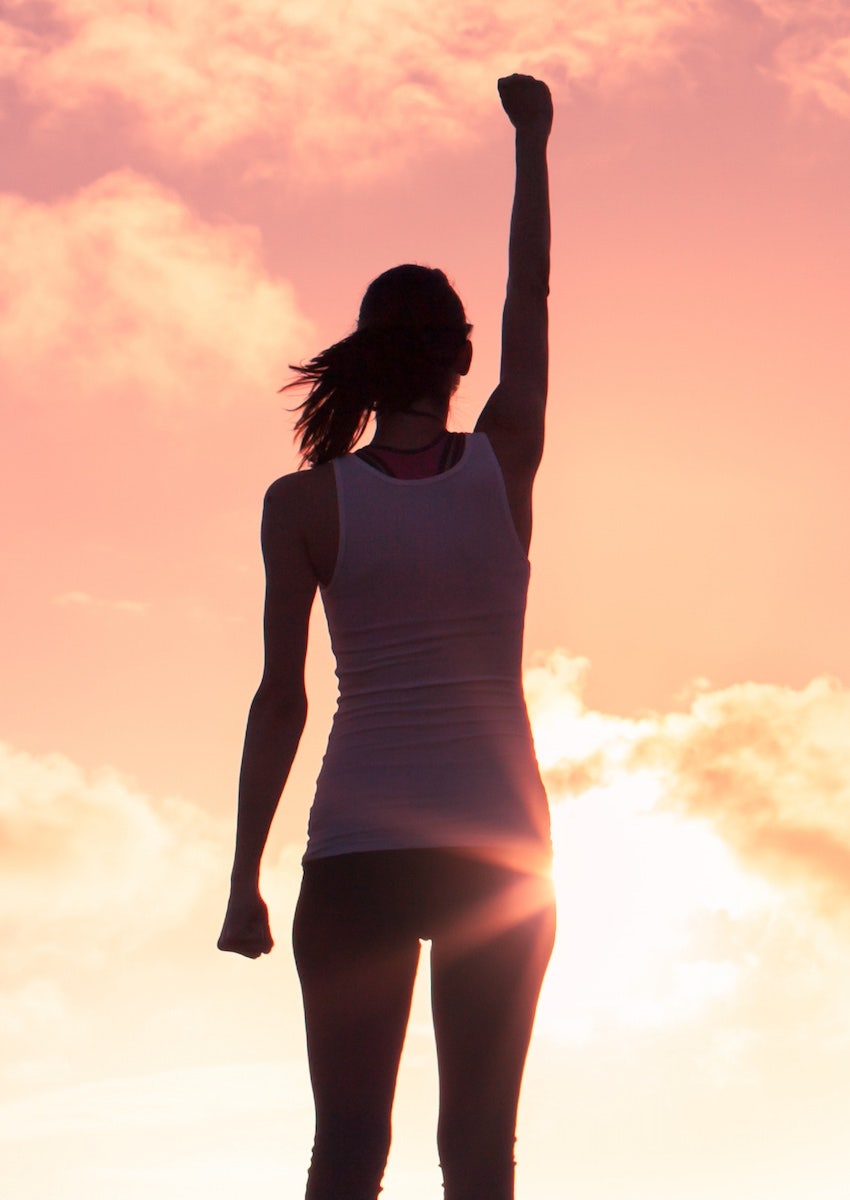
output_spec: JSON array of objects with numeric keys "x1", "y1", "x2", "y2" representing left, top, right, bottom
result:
[{"x1": 305, "y1": 432, "x2": 551, "y2": 866}]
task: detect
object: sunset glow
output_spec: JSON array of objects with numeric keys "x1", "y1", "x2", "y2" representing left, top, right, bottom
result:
[
  {"x1": 4, "y1": 0, "x2": 850, "y2": 1196},
  {"x1": 538, "y1": 732, "x2": 775, "y2": 1038}
]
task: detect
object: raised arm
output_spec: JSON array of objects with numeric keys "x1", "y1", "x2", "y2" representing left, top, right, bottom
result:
[
  {"x1": 217, "y1": 476, "x2": 318, "y2": 958},
  {"x1": 476, "y1": 74, "x2": 552, "y2": 547}
]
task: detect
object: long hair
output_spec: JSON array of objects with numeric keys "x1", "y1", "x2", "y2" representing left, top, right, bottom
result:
[{"x1": 283, "y1": 265, "x2": 472, "y2": 466}]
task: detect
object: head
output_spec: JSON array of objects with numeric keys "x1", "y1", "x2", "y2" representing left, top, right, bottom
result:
[{"x1": 285, "y1": 265, "x2": 472, "y2": 466}]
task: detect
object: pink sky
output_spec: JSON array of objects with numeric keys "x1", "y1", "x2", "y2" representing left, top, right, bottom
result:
[{"x1": 3, "y1": 2, "x2": 850, "y2": 1197}]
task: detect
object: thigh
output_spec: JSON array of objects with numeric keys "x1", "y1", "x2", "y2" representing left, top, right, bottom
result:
[
  {"x1": 430, "y1": 859, "x2": 556, "y2": 1154},
  {"x1": 293, "y1": 854, "x2": 422, "y2": 1119}
]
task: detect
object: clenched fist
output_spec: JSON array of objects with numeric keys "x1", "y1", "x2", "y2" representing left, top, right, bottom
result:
[
  {"x1": 498, "y1": 74, "x2": 553, "y2": 137},
  {"x1": 218, "y1": 885, "x2": 273, "y2": 958}
]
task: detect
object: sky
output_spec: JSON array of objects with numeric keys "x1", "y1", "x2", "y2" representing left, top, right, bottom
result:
[{"x1": 2, "y1": 0, "x2": 850, "y2": 1196}]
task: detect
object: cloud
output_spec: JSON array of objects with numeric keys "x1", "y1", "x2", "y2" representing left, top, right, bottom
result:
[
  {"x1": 0, "y1": 10, "x2": 36, "y2": 76},
  {"x1": 3, "y1": 671, "x2": 850, "y2": 1195},
  {"x1": 643, "y1": 676, "x2": 850, "y2": 912},
  {"x1": 53, "y1": 591, "x2": 149, "y2": 615},
  {"x1": 0, "y1": 740, "x2": 233, "y2": 1097},
  {"x1": 774, "y1": 31, "x2": 850, "y2": 120},
  {"x1": 0, "y1": 735, "x2": 323, "y2": 1200},
  {"x1": 524, "y1": 652, "x2": 850, "y2": 1049},
  {"x1": 526, "y1": 652, "x2": 850, "y2": 915},
  {"x1": 754, "y1": 0, "x2": 850, "y2": 120},
  {"x1": 2, "y1": 0, "x2": 717, "y2": 177},
  {"x1": 0, "y1": 740, "x2": 222, "y2": 954},
  {"x1": 0, "y1": 1062, "x2": 308, "y2": 1140},
  {"x1": 5, "y1": 1, "x2": 850, "y2": 182},
  {"x1": 0, "y1": 978, "x2": 66, "y2": 1041},
  {"x1": 0, "y1": 737, "x2": 307, "y2": 1093},
  {"x1": 0, "y1": 170, "x2": 312, "y2": 408}
]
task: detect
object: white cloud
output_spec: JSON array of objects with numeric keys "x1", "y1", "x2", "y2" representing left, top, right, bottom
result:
[
  {"x1": 774, "y1": 31, "x2": 850, "y2": 120},
  {"x1": 0, "y1": 741, "x2": 225, "y2": 1098},
  {"x1": 0, "y1": 10, "x2": 35, "y2": 74},
  {"x1": 2, "y1": 664, "x2": 850, "y2": 1200},
  {"x1": 0, "y1": 170, "x2": 312, "y2": 407},
  {"x1": 4, "y1": 0, "x2": 850, "y2": 183},
  {"x1": 524, "y1": 652, "x2": 850, "y2": 1049},
  {"x1": 526, "y1": 651, "x2": 850, "y2": 913},
  {"x1": 0, "y1": 978, "x2": 66, "y2": 1040},
  {"x1": 646, "y1": 676, "x2": 850, "y2": 911},
  {"x1": 0, "y1": 740, "x2": 222, "y2": 950},
  {"x1": 0, "y1": 737, "x2": 312, "y2": 1099},
  {"x1": 1, "y1": 0, "x2": 717, "y2": 176},
  {"x1": 0, "y1": 1062, "x2": 308, "y2": 1140},
  {"x1": 53, "y1": 591, "x2": 150, "y2": 615},
  {"x1": 754, "y1": 0, "x2": 850, "y2": 120}
]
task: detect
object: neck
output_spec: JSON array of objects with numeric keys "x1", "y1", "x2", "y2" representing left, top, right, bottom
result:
[{"x1": 372, "y1": 407, "x2": 448, "y2": 451}]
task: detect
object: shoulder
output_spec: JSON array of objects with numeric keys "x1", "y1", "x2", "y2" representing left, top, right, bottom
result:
[
  {"x1": 263, "y1": 461, "x2": 339, "y2": 586},
  {"x1": 263, "y1": 462, "x2": 337, "y2": 523},
  {"x1": 264, "y1": 463, "x2": 329, "y2": 506}
]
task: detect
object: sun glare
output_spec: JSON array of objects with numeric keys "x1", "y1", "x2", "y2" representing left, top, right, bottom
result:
[{"x1": 532, "y1": 710, "x2": 776, "y2": 1040}]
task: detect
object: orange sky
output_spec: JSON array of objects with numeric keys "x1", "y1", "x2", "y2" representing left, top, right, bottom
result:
[{"x1": 3, "y1": 2, "x2": 850, "y2": 1197}]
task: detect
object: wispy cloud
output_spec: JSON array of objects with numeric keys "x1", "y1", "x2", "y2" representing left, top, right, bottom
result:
[
  {"x1": 641, "y1": 675, "x2": 850, "y2": 912},
  {"x1": 744, "y1": 1, "x2": 850, "y2": 120},
  {"x1": 526, "y1": 652, "x2": 850, "y2": 915},
  {"x1": 2, "y1": 0, "x2": 717, "y2": 177},
  {"x1": 3, "y1": 667, "x2": 850, "y2": 1197},
  {"x1": 0, "y1": 170, "x2": 312, "y2": 408},
  {"x1": 0, "y1": 738, "x2": 306, "y2": 1104},
  {"x1": 0, "y1": 740, "x2": 221, "y2": 947},
  {"x1": 6, "y1": 0, "x2": 850, "y2": 180},
  {"x1": 523, "y1": 652, "x2": 850, "y2": 1056},
  {"x1": 53, "y1": 591, "x2": 149, "y2": 615},
  {"x1": 0, "y1": 1062, "x2": 308, "y2": 1140},
  {"x1": 4, "y1": 1, "x2": 849, "y2": 188}
]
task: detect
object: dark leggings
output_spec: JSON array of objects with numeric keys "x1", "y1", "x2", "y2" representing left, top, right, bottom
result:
[{"x1": 292, "y1": 847, "x2": 556, "y2": 1200}]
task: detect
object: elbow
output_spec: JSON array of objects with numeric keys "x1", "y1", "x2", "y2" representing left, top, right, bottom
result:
[{"x1": 251, "y1": 677, "x2": 308, "y2": 727}]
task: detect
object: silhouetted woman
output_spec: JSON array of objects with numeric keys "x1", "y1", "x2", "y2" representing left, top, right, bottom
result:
[{"x1": 219, "y1": 73, "x2": 555, "y2": 1200}]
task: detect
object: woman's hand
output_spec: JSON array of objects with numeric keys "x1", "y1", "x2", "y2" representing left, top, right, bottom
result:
[
  {"x1": 498, "y1": 73, "x2": 553, "y2": 137},
  {"x1": 217, "y1": 883, "x2": 274, "y2": 958}
]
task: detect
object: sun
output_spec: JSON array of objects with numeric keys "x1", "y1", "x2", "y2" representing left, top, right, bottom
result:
[{"x1": 530, "y1": 716, "x2": 775, "y2": 1039}]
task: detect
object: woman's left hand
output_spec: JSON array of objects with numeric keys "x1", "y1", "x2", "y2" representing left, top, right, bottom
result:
[{"x1": 217, "y1": 885, "x2": 274, "y2": 958}]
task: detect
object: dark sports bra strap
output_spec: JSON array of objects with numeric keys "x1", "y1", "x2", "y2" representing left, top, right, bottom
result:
[{"x1": 356, "y1": 432, "x2": 466, "y2": 479}]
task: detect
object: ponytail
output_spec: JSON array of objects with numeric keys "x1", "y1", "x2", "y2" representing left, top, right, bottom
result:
[
  {"x1": 283, "y1": 332, "x2": 373, "y2": 467},
  {"x1": 282, "y1": 264, "x2": 472, "y2": 466},
  {"x1": 283, "y1": 323, "x2": 471, "y2": 467}
]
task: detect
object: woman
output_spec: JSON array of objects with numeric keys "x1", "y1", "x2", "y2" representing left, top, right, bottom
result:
[{"x1": 219, "y1": 73, "x2": 555, "y2": 1200}]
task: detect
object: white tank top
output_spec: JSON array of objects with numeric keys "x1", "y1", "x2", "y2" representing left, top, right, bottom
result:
[{"x1": 304, "y1": 432, "x2": 551, "y2": 867}]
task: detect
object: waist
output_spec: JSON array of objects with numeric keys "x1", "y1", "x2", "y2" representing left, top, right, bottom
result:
[{"x1": 330, "y1": 677, "x2": 529, "y2": 742}]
